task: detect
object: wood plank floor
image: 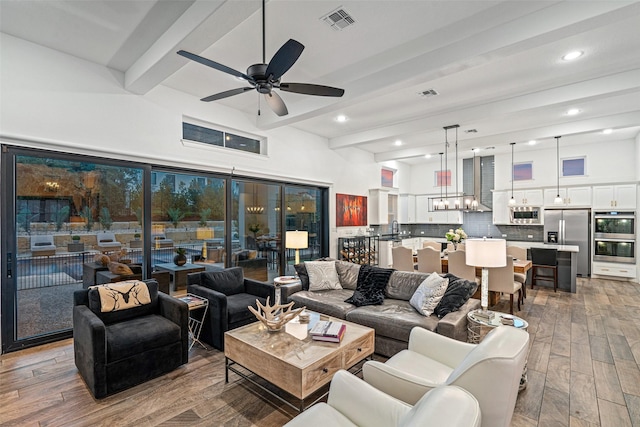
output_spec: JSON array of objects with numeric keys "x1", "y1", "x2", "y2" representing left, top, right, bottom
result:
[{"x1": 1, "y1": 277, "x2": 639, "y2": 426}]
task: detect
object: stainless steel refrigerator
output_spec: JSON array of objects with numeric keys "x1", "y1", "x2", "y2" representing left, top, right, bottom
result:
[{"x1": 543, "y1": 209, "x2": 590, "y2": 276}]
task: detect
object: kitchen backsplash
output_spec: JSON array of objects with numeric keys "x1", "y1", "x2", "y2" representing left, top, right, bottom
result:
[{"x1": 371, "y1": 211, "x2": 544, "y2": 242}]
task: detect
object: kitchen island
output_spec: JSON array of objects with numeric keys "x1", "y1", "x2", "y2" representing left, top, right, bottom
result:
[{"x1": 506, "y1": 242, "x2": 579, "y2": 293}]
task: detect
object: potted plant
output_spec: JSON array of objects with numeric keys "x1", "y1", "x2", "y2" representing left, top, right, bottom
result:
[
  {"x1": 174, "y1": 247, "x2": 187, "y2": 266},
  {"x1": 68, "y1": 234, "x2": 84, "y2": 252},
  {"x1": 130, "y1": 233, "x2": 143, "y2": 249}
]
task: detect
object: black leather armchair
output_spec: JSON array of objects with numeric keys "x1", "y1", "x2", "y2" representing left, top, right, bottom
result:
[
  {"x1": 187, "y1": 267, "x2": 275, "y2": 350},
  {"x1": 73, "y1": 280, "x2": 189, "y2": 398}
]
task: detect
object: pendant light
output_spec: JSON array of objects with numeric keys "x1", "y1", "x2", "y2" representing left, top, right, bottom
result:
[
  {"x1": 437, "y1": 152, "x2": 445, "y2": 210},
  {"x1": 443, "y1": 130, "x2": 449, "y2": 209},
  {"x1": 508, "y1": 142, "x2": 516, "y2": 206},
  {"x1": 246, "y1": 183, "x2": 264, "y2": 214},
  {"x1": 470, "y1": 149, "x2": 478, "y2": 210},
  {"x1": 554, "y1": 136, "x2": 563, "y2": 204}
]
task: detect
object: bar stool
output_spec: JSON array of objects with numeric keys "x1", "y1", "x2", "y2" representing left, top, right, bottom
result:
[
  {"x1": 530, "y1": 247, "x2": 558, "y2": 292},
  {"x1": 506, "y1": 246, "x2": 528, "y2": 300}
]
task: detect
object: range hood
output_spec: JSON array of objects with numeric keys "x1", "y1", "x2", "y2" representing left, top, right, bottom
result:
[{"x1": 462, "y1": 155, "x2": 494, "y2": 211}]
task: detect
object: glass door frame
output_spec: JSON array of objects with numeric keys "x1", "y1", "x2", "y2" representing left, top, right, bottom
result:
[{"x1": 1, "y1": 146, "x2": 150, "y2": 353}]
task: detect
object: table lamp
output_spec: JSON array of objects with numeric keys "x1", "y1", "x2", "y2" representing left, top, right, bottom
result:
[
  {"x1": 465, "y1": 238, "x2": 506, "y2": 320},
  {"x1": 286, "y1": 230, "x2": 308, "y2": 266}
]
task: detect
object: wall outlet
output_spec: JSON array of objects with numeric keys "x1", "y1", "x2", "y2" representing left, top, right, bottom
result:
[
  {"x1": 502, "y1": 234, "x2": 507, "y2": 237},
  {"x1": 527, "y1": 235, "x2": 533, "y2": 239},
  {"x1": 421, "y1": 231, "x2": 424, "y2": 234}
]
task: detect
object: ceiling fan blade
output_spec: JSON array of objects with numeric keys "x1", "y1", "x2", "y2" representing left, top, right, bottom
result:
[
  {"x1": 264, "y1": 92, "x2": 288, "y2": 116},
  {"x1": 279, "y1": 83, "x2": 345, "y2": 97},
  {"x1": 265, "y1": 39, "x2": 304, "y2": 81},
  {"x1": 201, "y1": 87, "x2": 253, "y2": 102},
  {"x1": 177, "y1": 50, "x2": 253, "y2": 82}
]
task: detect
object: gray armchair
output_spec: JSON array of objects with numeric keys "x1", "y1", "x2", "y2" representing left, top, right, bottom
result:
[
  {"x1": 187, "y1": 267, "x2": 274, "y2": 350},
  {"x1": 73, "y1": 279, "x2": 188, "y2": 398}
]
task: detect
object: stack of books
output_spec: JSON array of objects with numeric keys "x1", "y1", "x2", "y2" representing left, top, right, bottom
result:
[
  {"x1": 179, "y1": 295, "x2": 207, "y2": 309},
  {"x1": 310, "y1": 320, "x2": 346, "y2": 343}
]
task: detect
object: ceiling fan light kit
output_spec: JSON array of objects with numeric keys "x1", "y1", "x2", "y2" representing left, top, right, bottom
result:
[{"x1": 177, "y1": 0, "x2": 344, "y2": 117}]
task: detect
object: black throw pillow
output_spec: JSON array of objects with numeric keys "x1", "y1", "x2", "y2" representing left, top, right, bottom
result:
[
  {"x1": 345, "y1": 265, "x2": 395, "y2": 307},
  {"x1": 294, "y1": 263, "x2": 309, "y2": 291},
  {"x1": 433, "y1": 273, "x2": 479, "y2": 318}
]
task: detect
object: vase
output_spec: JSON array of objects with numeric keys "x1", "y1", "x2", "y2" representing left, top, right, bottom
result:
[{"x1": 173, "y1": 254, "x2": 187, "y2": 266}]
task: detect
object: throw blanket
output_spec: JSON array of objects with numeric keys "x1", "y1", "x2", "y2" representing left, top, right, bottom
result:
[{"x1": 95, "y1": 280, "x2": 151, "y2": 312}]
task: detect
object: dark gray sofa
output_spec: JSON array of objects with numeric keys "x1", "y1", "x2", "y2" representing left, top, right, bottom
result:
[
  {"x1": 73, "y1": 279, "x2": 189, "y2": 398},
  {"x1": 280, "y1": 265, "x2": 480, "y2": 358}
]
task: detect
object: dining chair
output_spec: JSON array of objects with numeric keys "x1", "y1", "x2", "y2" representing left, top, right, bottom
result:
[
  {"x1": 447, "y1": 250, "x2": 478, "y2": 282},
  {"x1": 416, "y1": 247, "x2": 442, "y2": 274},
  {"x1": 392, "y1": 246, "x2": 414, "y2": 272},
  {"x1": 488, "y1": 256, "x2": 522, "y2": 314},
  {"x1": 422, "y1": 240, "x2": 441, "y2": 251},
  {"x1": 530, "y1": 247, "x2": 558, "y2": 292},
  {"x1": 506, "y1": 246, "x2": 528, "y2": 298}
]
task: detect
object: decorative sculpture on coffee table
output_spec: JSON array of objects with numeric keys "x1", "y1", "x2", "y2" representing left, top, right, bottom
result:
[{"x1": 249, "y1": 297, "x2": 306, "y2": 332}]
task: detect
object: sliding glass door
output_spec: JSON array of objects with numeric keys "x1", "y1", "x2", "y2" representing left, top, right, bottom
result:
[{"x1": 1, "y1": 147, "x2": 144, "y2": 351}]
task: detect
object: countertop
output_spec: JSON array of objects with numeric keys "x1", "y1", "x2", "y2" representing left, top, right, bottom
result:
[{"x1": 377, "y1": 235, "x2": 579, "y2": 252}]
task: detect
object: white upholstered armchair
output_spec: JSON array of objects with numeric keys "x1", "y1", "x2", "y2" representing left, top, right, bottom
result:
[
  {"x1": 284, "y1": 370, "x2": 481, "y2": 427},
  {"x1": 362, "y1": 326, "x2": 529, "y2": 427}
]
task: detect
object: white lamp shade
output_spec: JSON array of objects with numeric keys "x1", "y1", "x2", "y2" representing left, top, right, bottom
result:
[
  {"x1": 196, "y1": 227, "x2": 214, "y2": 239},
  {"x1": 285, "y1": 231, "x2": 308, "y2": 249},
  {"x1": 465, "y1": 238, "x2": 507, "y2": 267}
]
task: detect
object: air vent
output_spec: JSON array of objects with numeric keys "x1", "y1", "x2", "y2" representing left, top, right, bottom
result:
[
  {"x1": 418, "y1": 88, "x2": 439, "y2": 97},
  {"x1": 321, "y1": 7, "x2": 355, "y2": 31},
  {"x1": 464, "y1": 129, "x2": 478, "y2": 133}
]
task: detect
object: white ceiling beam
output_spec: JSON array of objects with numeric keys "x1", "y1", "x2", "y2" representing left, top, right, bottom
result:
[
  {"x1": 125, "y1": 0, "x2": 260, "y2": 95},
  {"x1": 255, "y1": 1, "x2": 638, "y2": 131}
]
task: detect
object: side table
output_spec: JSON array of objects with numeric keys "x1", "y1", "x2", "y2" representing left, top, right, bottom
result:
[
  {"x1": 273, "y1": 276, "x2": 301, "y2": 305},
  {"x1": 467, "y1": 309, "x2": 529, "y2": 391},
  {"x1": 179, "y1": 293, "x2": 209, "y2": 350},
  {"x1": 155, "y1": 263, "x2": 205, "y2": 292}
]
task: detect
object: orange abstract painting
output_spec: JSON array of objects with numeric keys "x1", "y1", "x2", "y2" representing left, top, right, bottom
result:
[{"x1": 336, "y1": 194, "x2": 367, "y2": 227}]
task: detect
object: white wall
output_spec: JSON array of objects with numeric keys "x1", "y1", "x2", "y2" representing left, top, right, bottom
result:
[{"x1": 0, "y1": 34, "x2": 384, "y2": 258}]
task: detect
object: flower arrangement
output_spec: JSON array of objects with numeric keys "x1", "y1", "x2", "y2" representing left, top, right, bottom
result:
[{"x1": 445, "y1": 228, "x2": 468, "y2": 243}]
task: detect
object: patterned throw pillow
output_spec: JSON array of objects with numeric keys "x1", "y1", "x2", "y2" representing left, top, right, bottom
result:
[
  {"x1": 410, "y1": 272, "x2": 449, "y2": 316},
  {"x1": 94, "y1": 280, "x2": 151, "y2": 312},
  {"x1": 306, "y1": 261, "x2": 342, "y2": 291},
  {"x1": 344, "y1": 265, "x2": 395, "y2": 307}
]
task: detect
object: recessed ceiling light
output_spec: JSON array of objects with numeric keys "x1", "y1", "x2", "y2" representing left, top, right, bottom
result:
[
  {"x1": 566, "y1": 108, "x2": 581, "y2": 116},
  {"x1": 562, "y1": 50, "x2": 583, "y2": 61},
  {"x1": 394, "y1": 140, "x2": 402, "y2": 146},
  {"x1": 602, "y1": 128, "x2": 613, "y2": 134},
  {"x1": 335, "y1": 115, "x2": 348, "y2": 122},
  {"x1": 528, "y1": 140, "x2": 536, "y2": 145},
  {"x1": 424, "y1": 154, "x2": 431, "y2": 159}
]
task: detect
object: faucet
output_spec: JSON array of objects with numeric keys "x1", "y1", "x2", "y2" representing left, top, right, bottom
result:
[{"x1": 391, "y1": 220, "x2": 399, "y2": 235}]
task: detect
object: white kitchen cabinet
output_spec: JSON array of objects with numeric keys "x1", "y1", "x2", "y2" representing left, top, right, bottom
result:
[
  {"x1": 511, "y1": 189, "x2": 543, "y2": 206},
  {"x1": 415, "y1": 195, "x2": 429, "y2": 222},
  {"x1": 492, "y1": 191, "x2": 510, "y2": 225},
  {"x1": 592, "y1": 184, "x2": 637, "y2": 209},
  {"x1": 544, "y1": 187, "x2": 592, "y2": 207},
  {"x1": 592, "y1": 261, "x2": 636, "y2": 279},
  {"x1": 378, "y1": 240, "x2": 394, "y2": 268},
  {"x1": 368, "y1": 189, "x2": 389, "y2": 224},
  {"x1": 399, "y1": 194, "x2": 416, "y2": 223}
]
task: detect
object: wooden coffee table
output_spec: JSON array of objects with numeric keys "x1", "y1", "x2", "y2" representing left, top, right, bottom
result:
[{"x1": 224, "y1": 312, "x2": 374, "y2": 411}]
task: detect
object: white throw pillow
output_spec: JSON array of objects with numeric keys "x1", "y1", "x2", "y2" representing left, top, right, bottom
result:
[
  {"x1": 306, "y1": 261, "x2": 342, "y2": 291},
  {"x1": 409, "y1": 272, "x2": 449, "y2": 316}
]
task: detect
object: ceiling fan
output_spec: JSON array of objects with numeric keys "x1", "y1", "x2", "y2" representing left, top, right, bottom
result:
[{"x1": 177, "y1": 0, "x2": 345, "y2": 116}]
